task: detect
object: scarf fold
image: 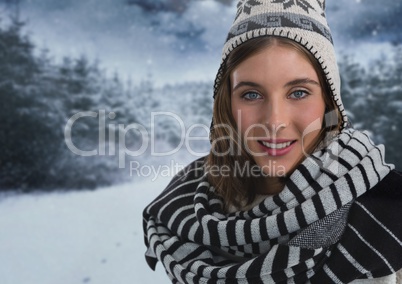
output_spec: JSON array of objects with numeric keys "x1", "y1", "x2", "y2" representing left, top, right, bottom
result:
[{"x1": 143, "y1": 129, "x2": 402, "y2": 283}]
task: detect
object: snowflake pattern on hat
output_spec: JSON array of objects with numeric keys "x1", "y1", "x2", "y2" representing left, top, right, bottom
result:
[
  {"x1": 235, "y1": 0, "x2": 263, "y2": 20},
  {"x1": 316, "y1": 0, "x2": 326, "y2": 17},
  {"x1": 272, "y1": 0, "x2": 315, "y2": 14}
]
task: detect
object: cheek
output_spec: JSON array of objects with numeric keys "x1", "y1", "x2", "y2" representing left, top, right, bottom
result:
[
  {"x1": 295, "y1": 105, "x2": 325, "y2": 141},
  {"x1": 232, "y1": 101, "x2": 247, "y2": 132},
  {"x1": 231, "y1": 102, "x2": 239, "y2": 126},
  {"x1": 232, "y1": 105, "x2": 259, "y2": 136}
]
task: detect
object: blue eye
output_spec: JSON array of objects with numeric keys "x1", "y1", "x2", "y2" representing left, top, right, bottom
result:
[
  {"x1": 242, "y1": 92, "x2": 262, "y2": 100},
  {"x1": 289, "y1": 90, "x2": 308, "y2": 100}
]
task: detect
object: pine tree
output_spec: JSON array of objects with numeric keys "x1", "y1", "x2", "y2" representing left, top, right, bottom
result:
[
  {"x1": 0, "y1": 18, "x2": 64, "y2": 189},
  {"x1": 340, "y1": 48, "x2": 402, "y2": 169}
]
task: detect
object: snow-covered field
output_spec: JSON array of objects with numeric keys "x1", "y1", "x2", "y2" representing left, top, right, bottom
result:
[{"x1": 0, "y1": 177, "x2": 172, "y2": 284}]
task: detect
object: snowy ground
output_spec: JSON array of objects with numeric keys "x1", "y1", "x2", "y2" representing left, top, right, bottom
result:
[{"x1": 0, "y1": 176, "x2": 173, "y2": 284}]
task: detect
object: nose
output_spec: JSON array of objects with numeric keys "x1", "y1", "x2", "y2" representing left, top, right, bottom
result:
[{"x1": 263, "y1": 99, "x2": 288, "y2": 134}]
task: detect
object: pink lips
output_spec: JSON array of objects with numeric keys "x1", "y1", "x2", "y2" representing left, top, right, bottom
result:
[{"x1": 258, "y1": 139, "x2": 296, "y2": 156}]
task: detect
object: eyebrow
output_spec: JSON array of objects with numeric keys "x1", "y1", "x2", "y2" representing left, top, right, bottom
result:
[
  {"x1": 232, "y1": 78, "x2": 320, "y2": 92},
  {"x1": 232, "y1": 81, "x2": 261, "y2": 92},
  {"x1": 284, "y1": 78, "x2": 320, "y2": 87}
]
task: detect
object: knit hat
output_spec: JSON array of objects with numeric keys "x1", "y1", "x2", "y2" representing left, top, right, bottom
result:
[{"x1": 213, "y1": 0, "x2": 348, "y2": 129}]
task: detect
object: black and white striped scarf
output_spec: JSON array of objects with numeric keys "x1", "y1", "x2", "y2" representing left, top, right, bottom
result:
[{"x1": 143, "y1": 129, "x2": 402, "y2": 283}]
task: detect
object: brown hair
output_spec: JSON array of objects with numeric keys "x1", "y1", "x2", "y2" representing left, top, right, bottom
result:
[{"x1": 206, "y1": 36, "x2": 342, "y2": 210}]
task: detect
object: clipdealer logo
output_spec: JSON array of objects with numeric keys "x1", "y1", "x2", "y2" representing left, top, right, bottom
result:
[
  {"x1": 64, "y1": 110, "x2": 210, "y2": 168},
  {"x1": 64, "y1": 109, "x2": 342, "y2": 176}
]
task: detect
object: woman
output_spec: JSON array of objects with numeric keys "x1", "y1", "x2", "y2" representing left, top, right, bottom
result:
[{"x1": 143, "y1": 0, "x2": 402, "y2": 283}]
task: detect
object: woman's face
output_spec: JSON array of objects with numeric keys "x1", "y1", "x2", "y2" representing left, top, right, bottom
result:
[{"x1": 231, "y1": 44, "x2": 325, "y2": 178}]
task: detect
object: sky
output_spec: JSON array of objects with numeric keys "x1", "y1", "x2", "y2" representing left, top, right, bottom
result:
[{"x1": 0, "y1": 0, "x2": 401, "y2": 85}]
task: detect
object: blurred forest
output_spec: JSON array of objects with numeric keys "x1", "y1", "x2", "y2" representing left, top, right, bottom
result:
[{"x1": 0, "y1": 18, "x2": 401, "y2": 192}]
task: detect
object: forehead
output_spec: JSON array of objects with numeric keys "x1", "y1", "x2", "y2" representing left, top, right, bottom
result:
[{"x1": 230, "y1": 44, "x2": 318, "y2": 83}]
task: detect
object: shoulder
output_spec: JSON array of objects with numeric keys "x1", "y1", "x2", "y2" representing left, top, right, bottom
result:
[
  {"x1": 351, "y1": 170, "x2": 402, "y2": 227},
  {"x1": 357, "y1": 170, "x2": 402, "y2": 202},
  {"x1": 345, "y1": 170, "x2": 402, "y2": 278},
  {"x1": 162, "y1": 157, "x2": 207, "y2": 193},
  {"x1": 143, "y1": 157, "x2": 207, "y2": 217},
  {"x1": 320, "y1": 171, "x2": 402, "y2": 282}
]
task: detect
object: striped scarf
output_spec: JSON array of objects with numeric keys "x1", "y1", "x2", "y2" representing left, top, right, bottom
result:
[{"x1": 143, "y1": 129, "x2": 402, "y2": 283}]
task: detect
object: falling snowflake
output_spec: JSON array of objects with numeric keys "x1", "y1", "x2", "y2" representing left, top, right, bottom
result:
[
  {"x1": 235, "y1": 0, "x2": 263, "y2": 20},
  {"x1": 272, "y1": 0, "x2": 315, "y2": 14}
]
